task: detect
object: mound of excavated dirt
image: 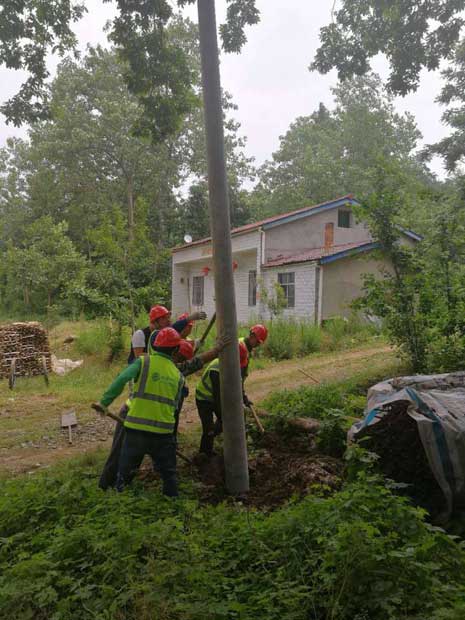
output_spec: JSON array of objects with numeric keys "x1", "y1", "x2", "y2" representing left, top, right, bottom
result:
[
  {"x1": 139, "y1": 432, "x2": 344, "y2": 509},
  {"x1": 358, "y1": 401, "x2": 447, "y2": 516}
]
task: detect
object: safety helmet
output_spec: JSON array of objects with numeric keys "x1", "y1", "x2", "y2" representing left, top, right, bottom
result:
[
  {"x1": 250, "y1": 324, "x2": 268, "y2": 344},
  {"x1": 177, "y1": 312, "x2": 194, "y2": 328},
  {"x1": 149, "y1": 305, "x2": 171, "y2": 322},
  {"x1": 239, "y1": 341, "x2": 249, "y2": 368},
  {"x1": 154, "y1": 327, "x2": 181, "y2": 348},
  {"x1": 178, "y1": 339, "x2": 194, "y2": 360}
]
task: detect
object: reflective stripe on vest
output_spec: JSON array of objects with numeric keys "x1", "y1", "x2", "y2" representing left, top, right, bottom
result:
[
  {"x1": 125, "y1": 353, "x2": 184, "y2": 434},
  {"x1": 195, "y1": 358, "x2": 219, "y2": 402}
]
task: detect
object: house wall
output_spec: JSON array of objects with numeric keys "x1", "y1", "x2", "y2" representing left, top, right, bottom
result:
[
  {"x1": 260, "y1": 263, "x2": 317, "y2": 321},
  {"x1": 321, "y1": 254, "x2": 392, "y2": 320},
  {"x1": 172, "y1": 249, "x2": 260, "y2": 324},
  {"x1": 264, "y1": 208, "x2": 371, "y2": 261}
]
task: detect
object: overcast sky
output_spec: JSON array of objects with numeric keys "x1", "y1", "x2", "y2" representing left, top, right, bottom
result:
[{"x1": 0, "y1": 0, "x2": 447, "y2": 177}]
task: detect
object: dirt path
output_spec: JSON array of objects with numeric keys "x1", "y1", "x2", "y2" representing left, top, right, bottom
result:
[{"x1": 0, "y1": 344, "x2": 397, "y2": 476}]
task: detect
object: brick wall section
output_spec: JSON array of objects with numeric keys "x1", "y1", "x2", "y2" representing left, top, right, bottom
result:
[{"x1": 260, "y1": 262, "x2": 317, "y2": 322}]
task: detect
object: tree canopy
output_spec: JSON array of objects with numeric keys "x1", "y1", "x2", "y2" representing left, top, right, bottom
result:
[{"x1": 0, "y1": 0, "x2": 259, "y2": 138}]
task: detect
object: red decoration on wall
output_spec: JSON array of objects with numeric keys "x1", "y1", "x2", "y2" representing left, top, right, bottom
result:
[
  {"x1": 202, "y1": 266, "x2": 211, "y2": 276},
  {"x1": 232, "y1": 260, "x2": 238, "y2": 271}
]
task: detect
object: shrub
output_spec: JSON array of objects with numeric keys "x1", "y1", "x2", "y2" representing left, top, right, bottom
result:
[{"x1": 1, "y1": 460, "x2": 464, "y2": 620}]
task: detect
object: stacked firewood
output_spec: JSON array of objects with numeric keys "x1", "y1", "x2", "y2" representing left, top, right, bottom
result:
[{"x1": 0, "y1": 322, "x2": 52, "y2": 378}]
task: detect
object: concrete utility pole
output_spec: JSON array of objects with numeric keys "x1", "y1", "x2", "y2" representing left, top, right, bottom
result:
[{"x1": 197, "y1": 0, "x2": 249, "y2": 494}]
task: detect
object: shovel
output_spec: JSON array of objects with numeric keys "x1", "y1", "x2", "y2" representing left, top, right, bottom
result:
[
  {"x1": 91, "y1": 403, "x2": 193, "y2": 464},
  {"x1": 61, "y1": 410, "x2": 78, "y2": 444}
]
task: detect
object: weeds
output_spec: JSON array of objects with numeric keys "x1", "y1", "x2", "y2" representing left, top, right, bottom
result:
[{"x1": 0, "y1": 458, "x2": 464, "y2": 620}]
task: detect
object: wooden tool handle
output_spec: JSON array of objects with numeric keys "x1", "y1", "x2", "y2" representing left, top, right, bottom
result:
[
  {"x1": 249, "y1": 404, "x2": 265, "y2": 434},
  {"x1": 91, "y1": 403, "x2": 125, "y2": 424},
  {"x1": 194, "y1": 312, "x2": 216, "y2": 354}
]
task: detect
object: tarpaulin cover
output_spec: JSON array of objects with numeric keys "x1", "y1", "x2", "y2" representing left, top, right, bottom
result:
[{"x1": 349, "y1": 372, "x2": 465, "y2": 515}]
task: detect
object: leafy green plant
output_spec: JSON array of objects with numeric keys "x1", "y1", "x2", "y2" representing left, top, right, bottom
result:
[{"x1": 1, "y1": 458, "x2": 464, "y2": 620}]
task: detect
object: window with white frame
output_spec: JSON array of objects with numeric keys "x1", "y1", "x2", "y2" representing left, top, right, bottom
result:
[
  {"x1": 248, "y1": 270, "x2": 257, "y2": 306},
  {"x1": 278, "y1": 272, "x2": 295, "y2": 308},
  {"x1": 192, "y1": 276, "x2": 204, "y2": 306},
  {"x1": 338, "y1": 209, "x2": 351, "y2": 228}
]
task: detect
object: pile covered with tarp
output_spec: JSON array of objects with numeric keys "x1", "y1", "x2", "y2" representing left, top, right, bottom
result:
[{"x1": 349, "y1": 372, "x2": 465, "y2": 518}]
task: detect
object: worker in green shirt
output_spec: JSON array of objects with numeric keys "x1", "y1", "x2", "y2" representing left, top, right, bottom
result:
[
  {"x1": 99, "y1": 327, "x2": 184, "y2": 495},
  {"x1": 98, "y1": 332, "x2": 230, "y2": 491}
]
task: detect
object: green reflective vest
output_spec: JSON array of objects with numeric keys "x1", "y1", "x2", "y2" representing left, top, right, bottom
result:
[
  {"x1": 195, "y1": 358, "x2": 219, "y2": 403},
  {"x1": 125, "y1": 353, "x2": 184, "y2": 434}
]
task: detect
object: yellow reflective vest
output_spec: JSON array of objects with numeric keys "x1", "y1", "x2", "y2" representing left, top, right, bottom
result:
[{"x1": 125, "y1": 353, "x2": 185, "y2": 434}]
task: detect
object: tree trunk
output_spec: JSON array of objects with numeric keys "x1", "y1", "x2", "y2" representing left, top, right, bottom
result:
[{"x1": 127, "y1": 176, "x2": 135, "y2": 243}]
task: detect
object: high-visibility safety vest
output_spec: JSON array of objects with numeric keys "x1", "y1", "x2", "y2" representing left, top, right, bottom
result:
[
  {"x1": 125, "y1": 353, "x2": 185, "y2": 434},
  {"x1": 195, "y1": 358, "x2": 219, "y2": 403}
]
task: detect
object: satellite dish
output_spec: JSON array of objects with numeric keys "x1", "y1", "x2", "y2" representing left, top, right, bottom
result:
[{"x1": 184, "y1": 234, "x2": 193, "y2": 244}]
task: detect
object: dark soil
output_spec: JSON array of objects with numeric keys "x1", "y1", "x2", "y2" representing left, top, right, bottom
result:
[
  {"x1": 358, "y1": 400, "x2": 447, "y2": 516},
  {"x1": 139, "y1": 432, "x2": 344, "y2": 509}
]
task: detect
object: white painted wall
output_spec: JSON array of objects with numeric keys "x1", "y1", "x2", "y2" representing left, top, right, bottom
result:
[
  {"x1": 172, "y1": 249, "x2": 260, "y2": 324},
  {"x1": 264, "y1": 207, "x2": 371, "y2": 261}
]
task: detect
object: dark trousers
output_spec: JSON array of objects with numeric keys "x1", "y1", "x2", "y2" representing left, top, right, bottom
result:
[
  {"x1": 196, "y1": 399, "x2": 222, "y2": 456},
  {"x1": 116, "y1": 428, "x2": 178, "y2": 496},
  {"x1": 99, "y1": 404, "x2": 129, "y2": 490}
]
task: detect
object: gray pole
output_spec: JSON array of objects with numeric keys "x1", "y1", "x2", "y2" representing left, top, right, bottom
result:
[{"x1": 197, "y1": 0, "x2": 249, "y2": 494}]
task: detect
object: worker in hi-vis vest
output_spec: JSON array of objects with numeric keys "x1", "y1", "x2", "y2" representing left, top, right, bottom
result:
[
  {"x1": 195, "y1": 340, "x2": 249, "y2": 457},
  {"x1": 238, "y1": 324, "x2": 268, "y2": 407},
  {"x1": 98, "y1": 334, "x2": 231, "y2": 491},
  {"x1": 99, "y1": 327, "x2": 185, "y2": 496}
]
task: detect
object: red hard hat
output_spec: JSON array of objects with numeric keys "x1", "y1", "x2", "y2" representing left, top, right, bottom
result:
[
  {"x1": 239, "y1": 341, "x2": 249, "y2": 368},
  {"x1": 149, "y1": 305, "x2": 171, "y2": 322},
  {"x1": 177, "y1": 312, "x2": 194, "y2": 328},
  {"x1": 154, "y1": 327, "x2": 181, "y2": 348},
  {"x1": 250, "y1": 324, "x2": 268, "y2": 344},
  {"x1": 178, "y1": 339, "x2": 194, "y2": 360}
]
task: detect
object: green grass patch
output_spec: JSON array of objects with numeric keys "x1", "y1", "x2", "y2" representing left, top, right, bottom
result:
[{"x1": 0, "y1": 454, "x2": 464, "y2": 620}]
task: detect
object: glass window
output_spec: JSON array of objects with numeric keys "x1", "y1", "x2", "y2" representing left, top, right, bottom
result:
[
  {"x1": 338, "y1": 209, "x2": 351, "y2": 228},
  {"x1": 278, "y1": 272, "x2": 295, "y2": 308},
  {"x1": 192, "y1": 276, "x2": 204, "y2": 306},
  {"x1": 248, "y1": 270, "x2": 257, "y2": 306}
]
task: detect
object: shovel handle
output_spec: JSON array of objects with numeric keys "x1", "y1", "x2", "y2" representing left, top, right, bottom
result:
[
  {"x1": 248, "y1": 404, "x2": 265, "y2": 434},
  {"x1": 91, "y1": 402, "x2": 125, "y2": 424},
  {"x1": 193, "y1": 312, "x2": 216, "y2": 354}
]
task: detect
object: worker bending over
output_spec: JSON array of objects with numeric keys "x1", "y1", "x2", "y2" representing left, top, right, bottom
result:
[
  {"x1": 195, "y1": 341, "x2": 249, "y2": 457},
  {"x1": 98, "y1": 333, "x2": 229, "y2": 490},
  {"x1": 99, "y1": 327, "x2": 185, "y2": 496},
  {"x1": 239, "y1": 324, "x2": 268, "y2": 407}
]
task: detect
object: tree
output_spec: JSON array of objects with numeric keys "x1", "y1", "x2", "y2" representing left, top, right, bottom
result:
[
  {"x1": 252, "y1": 74, "x2": 427, "y2": 217},
  {"x1": 0, "y1": 0, "x2": 259, "y2": 136},
  {"x1": 428, "y1": 40, "x2": 465, "y2": 171},
  {"x1": 312, "y1": 0, "x2": 465, "y2": 96},
  {"x1": 0, "y1": 217, "x2": 86, "y2": 313}
]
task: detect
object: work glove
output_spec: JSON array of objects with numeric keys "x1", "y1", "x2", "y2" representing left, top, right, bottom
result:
[
  {"x1": 190, "y1": 311, "x2": 207, "y2": 322},
  {"x1": 214, "y1": 334, "x2": 232, "y2": 354}
]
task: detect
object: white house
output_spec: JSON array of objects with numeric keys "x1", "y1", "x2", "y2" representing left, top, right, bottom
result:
[{"x1": 171, "y1": 195, "x2": 420, "y2": 324}]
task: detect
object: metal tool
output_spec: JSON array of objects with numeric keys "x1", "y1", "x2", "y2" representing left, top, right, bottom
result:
[{"x1": 61, "y1": 410, "x2": 78, "y2": 444}]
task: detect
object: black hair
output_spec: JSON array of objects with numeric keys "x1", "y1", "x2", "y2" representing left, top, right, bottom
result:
[{"x1": 153, "y1": 345, "x2": 178, "y2": 356}]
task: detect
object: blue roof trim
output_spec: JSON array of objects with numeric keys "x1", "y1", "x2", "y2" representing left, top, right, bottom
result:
[
  {"x1": 262, "y1": 197, "x2": 359, "y2": 230},
  {"x1": 319, "y1": 242, "x2": 380, "y2": 264}
]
